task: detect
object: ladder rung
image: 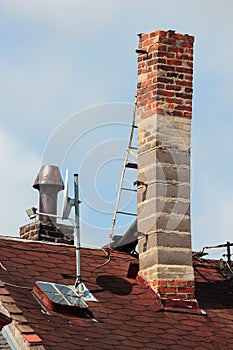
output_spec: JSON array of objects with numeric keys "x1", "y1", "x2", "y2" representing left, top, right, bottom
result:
[
  {"x1": 125, "y1": 163, "x2": 137, "y2": 169},
  {"x1": 129, "y1": 150, "x2": 137, "y2": 158},
  {"x1": 133, "y1": 125, "x2": 138, "y2": 129},
  {"x1": 121, "y1": 187, "x2": 137, "y2": 192},
  {"x1": 130, "y1": 146, "x2": 138, "y2": 150},
  {"x1": 116, "y1": 211, "x2": 137, "y2": 216}
]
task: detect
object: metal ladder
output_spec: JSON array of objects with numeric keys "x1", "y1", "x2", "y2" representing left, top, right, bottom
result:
[{"x1": 109, "y1": 101, "x2": 138, "y2": 246}]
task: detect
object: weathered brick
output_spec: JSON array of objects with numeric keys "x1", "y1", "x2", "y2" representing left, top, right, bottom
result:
[
  {"x1": 167, "y1": 59, "x2": 182, "y2": 66},
  {"x1": 137, "y1": 29, "x2": 195, "y2": 302},
  {"x1": 167, "y1": 280, "x2": 187, "y2": 287},
  {"x1": 159, "y1": 287, "x2": 177, "y2": 293},
  {"x1": 140, "y1": 34, "x2": 149, "y2": 41},
  {"x1": 138, "y1": 249, "x2": 158, "y2": 270},
  {"x1": 166, "y1": 84, "x2": 182, "y2": 91},
  {"x1": 139, "y1": 232, "x2": 192, "y2": 251}
]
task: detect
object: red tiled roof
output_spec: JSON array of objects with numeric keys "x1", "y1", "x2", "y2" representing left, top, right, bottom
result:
[{"x1": 0, "y1": 236, "x2": 233, "y2": 349}]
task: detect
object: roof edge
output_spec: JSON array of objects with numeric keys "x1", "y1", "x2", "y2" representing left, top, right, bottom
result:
[
  {"x1": 0, "y1": 235, "x2": 75, "y2": 247},
  {"x1": 0, "y1": 280, "x2": 45, "y2": 350},
  {"x1": 0, "y1": 235, "x2": 112, "y2": 253}
]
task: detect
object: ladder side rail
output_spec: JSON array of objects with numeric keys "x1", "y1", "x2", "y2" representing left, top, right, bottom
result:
[{"x1": 109, "y1": 102, "x2": 137, "y2": 244}]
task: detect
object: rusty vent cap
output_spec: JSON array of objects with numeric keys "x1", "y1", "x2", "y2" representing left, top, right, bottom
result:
[{"x1": 33, "y1": 165, "x2": 64, "y2": 190}]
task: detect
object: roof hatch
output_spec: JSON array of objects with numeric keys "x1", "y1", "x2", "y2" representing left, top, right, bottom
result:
[{"x1": 33, "y1": 281, "x2": 89, "y2": 315}]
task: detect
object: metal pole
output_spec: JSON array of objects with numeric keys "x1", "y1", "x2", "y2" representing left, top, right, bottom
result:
[
  {"x1": 227, "y1": 241, "x2": 231, "y2": 265},
  {"x1": 74, "y1": 173, "x2": 81, "y2": 287}
]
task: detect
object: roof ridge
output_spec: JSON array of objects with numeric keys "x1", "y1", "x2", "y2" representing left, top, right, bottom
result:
[
  {"x1": 0, "y1": 236, "x2": 111, "y2": 252},
  {"x1": 0, "y1": 235, "x2": 74, "y2": 247}
]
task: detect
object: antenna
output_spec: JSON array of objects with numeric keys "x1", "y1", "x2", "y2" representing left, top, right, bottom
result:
[
  {"x1": 27, "y1": 169, "x2": 97, "y2": 303},
  {"x1": 61, "y1": 169, "x2": 72, "y2": 220},
  {"x1": 62, "y1": 171, "x2": 97, "y2": 302}
]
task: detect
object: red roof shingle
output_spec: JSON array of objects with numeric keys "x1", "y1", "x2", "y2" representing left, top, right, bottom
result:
[{"x1": 0, "y1": 236, "x2": 233, "y2": 349}]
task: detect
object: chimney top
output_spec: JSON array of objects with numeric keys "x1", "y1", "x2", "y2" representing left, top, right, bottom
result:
[{"x1": 33, "y1": 165, "x2": 64, "y2": 190}]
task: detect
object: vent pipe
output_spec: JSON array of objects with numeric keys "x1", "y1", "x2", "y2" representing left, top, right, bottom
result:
[{"x1": 33, "y1": 165, "x2": 64, "y2": 222}]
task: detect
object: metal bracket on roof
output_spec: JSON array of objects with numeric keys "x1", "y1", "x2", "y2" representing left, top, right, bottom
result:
[
  {"x1": 219, "y1": 259, "x2": 233, "y2": 280},
  {"x1": 133, "y1": 180, "x2": 147, "y2": 187},
  {"x1": 74, "y1": 282, "x2": 98, "y2": 302},
  {"x1": 135, "y1": 49, "x2": 149, "y2": 57}
]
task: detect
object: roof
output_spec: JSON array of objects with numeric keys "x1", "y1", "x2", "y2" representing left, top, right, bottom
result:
[
  {"x1": 0, "y1": 236, "x2": 233, "y2": 349},
  {"x1": 0, "y1": 334, "x2": 11, "y2": 349}
]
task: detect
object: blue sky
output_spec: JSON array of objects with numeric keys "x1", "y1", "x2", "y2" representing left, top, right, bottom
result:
[{"x1": 0, "y1": 0, "x2": 233, "y2": 259}]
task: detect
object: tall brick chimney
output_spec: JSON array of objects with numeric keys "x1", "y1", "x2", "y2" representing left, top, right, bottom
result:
[{"x1": 136, "y1": 30, "x2": 196, "y2": 306}]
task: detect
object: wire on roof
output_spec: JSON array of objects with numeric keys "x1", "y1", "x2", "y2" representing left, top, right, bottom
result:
[
  {"x1": 91, "y1": 255, "x2": 111, "y2": 275},
  {"x1": 4, "y1": 281, "x2": 32, "y2": 290},
  {"x1": 0, "y1": 262, "x2": 7, "y2": 271}
]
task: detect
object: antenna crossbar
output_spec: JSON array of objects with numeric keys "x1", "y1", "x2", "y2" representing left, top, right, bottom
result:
[
  {"x1": 116, "y1": 211, "x2": 137, "y2": 216},
  {"x1": 121, "y1": 187, "x2": 137, "y2": 192}
]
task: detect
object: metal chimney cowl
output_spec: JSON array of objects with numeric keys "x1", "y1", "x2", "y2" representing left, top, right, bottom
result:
[
  {"x1": 33, "y1": 165, "x2": 64, "y2": 222},
  {"x1": 20, "y1": 164, "x2": 73, "y2": 244}
]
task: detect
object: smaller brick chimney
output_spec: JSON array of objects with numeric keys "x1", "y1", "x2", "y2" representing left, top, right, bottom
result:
[
  {"x1": 136, "y1": 30, "x2": 197, "y2": 309},
  {"x1": 20, "y1": 165, "x2": 73, "y2": 244}
]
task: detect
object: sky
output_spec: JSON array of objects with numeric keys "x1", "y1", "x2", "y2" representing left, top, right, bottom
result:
[{"x1": 0, "y1": 0, "x2": 233, "y2": 259}]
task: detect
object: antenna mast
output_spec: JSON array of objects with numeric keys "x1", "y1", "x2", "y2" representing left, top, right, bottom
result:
[
  {"x1": 74, "y1": 173, "x2": 81, "y2": 287},
  {"x1": 26, "y1": 169, "x2": 97, "y2": 302},
  {"x1": 71, "y1": 173, "x2": 96, "y2": 301}
]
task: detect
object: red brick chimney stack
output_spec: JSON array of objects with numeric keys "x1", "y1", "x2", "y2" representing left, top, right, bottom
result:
[{"x1": 136, "y1": 30, "x2": 196, "y2": 306}]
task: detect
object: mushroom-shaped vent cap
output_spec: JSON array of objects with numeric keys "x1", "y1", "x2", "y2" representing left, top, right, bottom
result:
[{"x1": 33, "y1": 165, "x2": 64, "y2": 190}]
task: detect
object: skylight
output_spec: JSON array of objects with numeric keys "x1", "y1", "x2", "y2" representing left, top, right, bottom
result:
[{"x1": 33, "y1": 281, "x2": 88, "y2": 314}]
